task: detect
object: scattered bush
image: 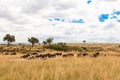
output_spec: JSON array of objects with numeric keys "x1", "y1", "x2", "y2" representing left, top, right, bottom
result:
[{"x1": 44, "y1": 43, "x2": 80, "y2": 51}]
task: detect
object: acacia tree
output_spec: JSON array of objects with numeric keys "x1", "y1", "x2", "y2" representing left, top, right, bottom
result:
[
  {"x1": 3, "y1": 34, "x2": 15, "y2": 47},
  {"x1": 46, "y1": 38, "x2": 54, "y2": 45},
  {"x1": 28, "y1": 37, "x2": 39, "y2": 47},
  {"x1": 83, "y1": 40, "x2": 86, "y2": 43},
  {"x1": 43, "y1": 41, "x2": 47, "y2": 45}
]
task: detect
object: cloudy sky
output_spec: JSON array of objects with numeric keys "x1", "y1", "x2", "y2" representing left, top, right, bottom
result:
[{"x1": 0, "y1": 0, "x2": 120, "y2": 43}]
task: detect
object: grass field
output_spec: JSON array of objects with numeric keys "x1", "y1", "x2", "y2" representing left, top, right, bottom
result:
[
  {"x1": 0, "y1": 55, "x2": 120, "y2": 80},
  {"x1": 0, "y1": 43, "x2": 120, "y2": 80}
]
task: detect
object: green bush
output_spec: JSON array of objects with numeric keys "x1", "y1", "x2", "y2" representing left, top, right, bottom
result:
[{"x1": 44, "y1": 43, "x2": 80, "y2": 51}]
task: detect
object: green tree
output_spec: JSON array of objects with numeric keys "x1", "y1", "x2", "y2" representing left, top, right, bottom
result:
[
  {"x1": 46, "y1": 38, "x2": 53, "y2": 45},
  {"x1": 83, "y1": 40, "x2": 86, "y2": 43},
  {"x1": 43, "y1": 41, "x2": 47, "y2": 45},
  {"x1": 28, "y1": 37, "x2": 39, "y2": 47},
  {"x1": 3, "y1": 34, "x2": 15, "y2": 47}
]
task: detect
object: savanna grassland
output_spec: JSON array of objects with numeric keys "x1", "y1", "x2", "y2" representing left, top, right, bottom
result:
[{"x1": 0, "y1": 43, "x2": 120, "y2": 80}]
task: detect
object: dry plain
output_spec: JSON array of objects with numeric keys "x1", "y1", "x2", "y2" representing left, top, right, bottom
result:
[{"x1": 0, "y1": 43, "x2": 120, "y2": 80}]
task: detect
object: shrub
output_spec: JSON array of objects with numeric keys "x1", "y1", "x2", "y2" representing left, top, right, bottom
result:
[{"x1": 44, "y1": 43, "x2": 80, "y2": 51}]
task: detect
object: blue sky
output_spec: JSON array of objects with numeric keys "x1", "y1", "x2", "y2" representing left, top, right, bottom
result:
[{"x1": 0, "y1": 0, "x2": 120, "y2": 43}]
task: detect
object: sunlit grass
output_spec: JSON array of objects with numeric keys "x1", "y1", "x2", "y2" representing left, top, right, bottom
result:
[{"x1": 0, "y1": 55, "x2": 120, "y2": 80}]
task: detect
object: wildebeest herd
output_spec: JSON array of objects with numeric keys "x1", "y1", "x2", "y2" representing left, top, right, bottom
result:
[{"x1": 21, "y1": 52, "x2": 100, "y2": 60}]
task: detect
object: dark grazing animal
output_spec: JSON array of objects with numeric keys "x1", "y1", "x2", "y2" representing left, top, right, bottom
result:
[
  {"x1": 82, "y1": 53, "x2": 88, "y2": 56},
  {"x1": 77, "y1": 53, "x2": 88, "y2": 57},
  {"x1": 0, "y1": 47, "x2": 3, "y2": 49},
  {"x1": 48, "y1": 53, "x2": 56, "y2": 58},
  {"x1": 35, "y1": 53, "x2": 50, "y2": 59},
  {"x1": 95, "y1": 52, "x2": 99, "y2": 55},
  {"x1": 91, "y1": 52, "x2": 100, "y2": 57},
  {"x1": 10, "y1": 52, "x2": 16, "y2": 55},
  {"x1": 4, "y1": 53, "x2": 9, "y2": 55},
  {"x1": 104, "y1": 54, "x2": 106, "y2": 57},
  {"x1": 35, "y1": 53, "x2": 61, "y2": 59},
  {"x1": 62, "y1": 53, "x2": 74, "y2": 57},
  {"x1": 77, "y1": 53, "x2": 82, "y2": 57},
  {"x1": 54, "y1": 53, "x2": 62, "y2": 56},
  {"x1": 39, "y1": 54, "x2": 48, "y2": 59},
  {"x1": 43, "y1": 54, "x2": 48, "y2": 58},
  {"x1": 35, "y1": 54, "x2": 42, "y2": 59},
  {"x1": 21, "y1": 54, "x2": 30, "y2": 59}
]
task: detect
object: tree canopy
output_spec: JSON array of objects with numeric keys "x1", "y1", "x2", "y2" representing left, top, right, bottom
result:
[
  {"x1": 3, "y1": 34, "x2": 15, "y2": 47},
  {"x1": 28, "y1": 37, "x2": 39, "y2": 47},
  {"x1": 46, "y1": 38, "x2": 54, "y2": 45}
]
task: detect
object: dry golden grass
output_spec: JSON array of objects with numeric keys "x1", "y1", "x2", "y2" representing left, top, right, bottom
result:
[
  {"x1": 0, "y1": 55, "x2": 120, "y2": 80},
  {"x1": 0, "y1": 43, "x2": 120, "y2": 80}
]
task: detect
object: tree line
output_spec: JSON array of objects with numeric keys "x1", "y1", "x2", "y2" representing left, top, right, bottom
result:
[{"x1": 3, "y1": 34, "x2": 54, "y2": 47}]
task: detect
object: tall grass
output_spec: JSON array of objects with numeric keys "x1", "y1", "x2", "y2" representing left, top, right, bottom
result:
[{"x1": 0, "y1": 56, "x2": 120, "y2": 80}]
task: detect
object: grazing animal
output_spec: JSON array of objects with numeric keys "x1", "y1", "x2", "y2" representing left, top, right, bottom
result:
[
  {"x1": 35, "y1": 54, "x2": 42, "y2": 59},
  {"x1": 21, "y1": 54, "x2": 30, "y2": 59},
  {"x1": 40, "y1": 54, "x2": 48, "y2": 59},
  {"x1": 4, "y1": 53, "x2": 9, "y2": 55},
  {"x1": 77, "y1": 53, "x2": 82, "y2": 57},
  {"x1": 104, "y1": 54, "x2": 106, "y2": 57},
  {"x1": 77, "y1": 53, "x2": 88, "y2": 57},
  {"x1": 91, "y1": 52, "x2": 100, "y2": 57},
  {"x1": 35, "y1": 53, "x2": 60, "y2": 59},
  {"x1": 82, "y1": 53, "x2": 88, "y2": 56},
  {"x1": 10, "y1": 52, "x2": 16, "y2": 55},
  {"x1": 35, "y1": 54, "x2": 42, "y2": 58},
  {"x1": 55, "y1": 53, "x2": 62, "y2": 56},
  {"x1": 48, "y1": 53, "x2": 56, "y2": 58},
  {"x1": 95, "y1": 52, "x2": 99, "y2": 55},
  {"x1": 62, "y1": 53, "x2": 74, "y2": 57},
  {"x1": 0, "y1": 47, "x2": 3, "y2": 49}
]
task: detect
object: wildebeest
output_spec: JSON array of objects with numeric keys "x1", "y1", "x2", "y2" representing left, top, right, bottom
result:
[
  {"x1": 4, "y1": 53, "x2": 9, "y2": 55},
  {"x1": 41, "y1": 54, "x2": 49, "y2": 59},
  {"x1": 0, "y1": 46, "x2": 3, "y2": 49},
  {"x1": 54, "y1": 53, "x2": 62, "y2": 56},
  {"x1": 21, "y1": 54, "x2": 30, "y2": 59},
  {"x1": 35, "y1": 53, "x2": 61, "y2": 59},
  {"x1": 62, "y1": 53, "x2": 74, "y2": 57},
  {"x1": 48, "y1": 53, "x2": 56, "y2": 58},
  {"x1": 91, "y1": 52, "x2": 99, "y2": 57},
  {"x1": 77, "y1": 53, "x2": 82, "y2": 57},
  {"x1": 35, "y1": 53, "x2": 49, "y2": 59},
  {"x1": 21, "y1": 53, "x2": 73, "y2": 60},
  {"x1": 104, "y1": 54, "x2": 106, "y2": 57},
  {"x1": 10, "y1": 52, "x2": 16, "y2": 55},
  {"x1": 82, "y1": 53, "x2": 88, "y2": 56},
  {"x1": 77, "y1": 53, "x2": 88, "y2": 57},
  {"x1": 35, "y1": 53, "x2": 48, "y2": 59},
  {"x1": 35, "y1": 54, "x2": 42, "y2": 59}
]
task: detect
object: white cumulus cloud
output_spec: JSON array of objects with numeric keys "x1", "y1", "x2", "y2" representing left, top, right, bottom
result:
[{"x1": 0, "y1": 0, "x2": 120, "y2": 43}]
